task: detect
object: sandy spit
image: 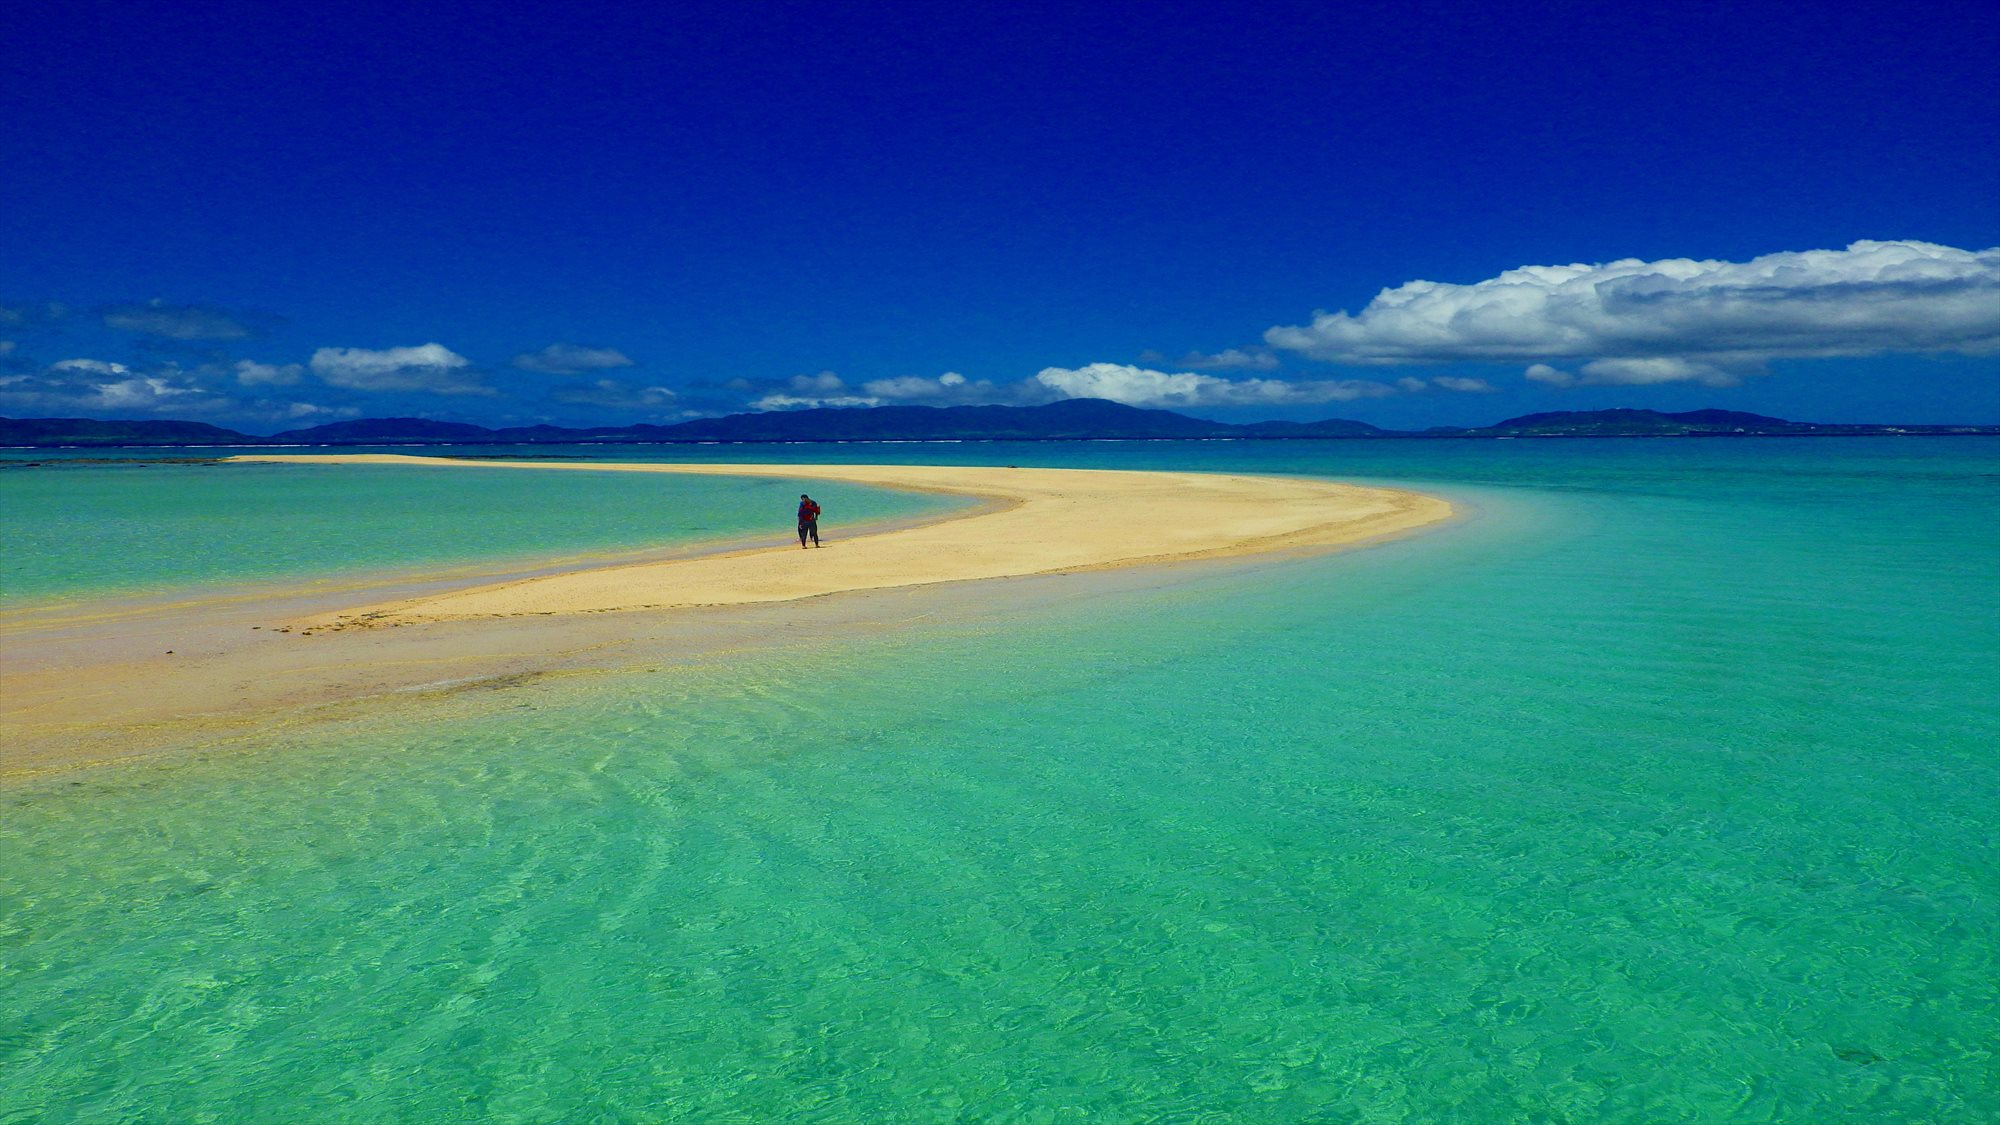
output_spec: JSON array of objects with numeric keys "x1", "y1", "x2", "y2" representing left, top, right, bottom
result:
[
  {"x1": 1, "y1": 456, "x2": 1452, "y2": 776},
  {"x1": 231, "y1": 455, "x2": 1455, "y2": 628}
]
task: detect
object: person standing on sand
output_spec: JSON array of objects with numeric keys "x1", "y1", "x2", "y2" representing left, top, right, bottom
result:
[{"x1": 797, "y1": 493, "x2": 822, "y2": 548}]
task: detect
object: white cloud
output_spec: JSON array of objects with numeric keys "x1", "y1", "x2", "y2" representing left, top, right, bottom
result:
[
  {"x1": 1578, "y1": 357, "x2": 1737, "y2": 386},
  {"x1": 51, "y1": 358, "x2": 132, "y2": 376},
  {"x1": 235, "y1": 359, "x2": 303, "y2": 386},
  {"x1": 90, "y1": 377, "x2": 201, "y2": 408},
  {"x1": 1, "y1": 359, "x2": 220, "y2": 415},
  {"x1": 1431, "y1": 376, "x2": 1498, "y2": 393},
  {"x1": 1176, "y1": 348, "x2": 1281, "y2": 371},
  {"x1": 860, "y1": 376, "x2": 943, "y2": 399},
  {"x1": 863, "y1": 371, "x2": 960, "y2": 398},
  {"x1": 752, "y1": 393, "x2": 882, "y2": 410},
  {"x1": 309, "y1": 343, "x2": 489, "y2": 394},
  {"x1": 1523, "y1": 358, "x2": 1738, "y2": 387},
  {"x1": 790, "y1": 371, "x2": 848, "y2": 394},
  {"x1": 551, "y1": 378, "x2": 678, "y2": 411},
  {"x1": 742, "y1": 361, "x2": 1459, "y2": 415},
  {"x1": 281, "y1": 402, "x2": 361, "y2": 420},
  {"x1": 744, "y1": 369, "x2": 1022, "y2": 411},
  {"x1": 1386, "y1": 374, "x2": 1498, "y2": 394},
  {"x1": 750, "y1": 371, "x2": 883, "y2": 410},
  {"x1": 0, "y1": 357, "x2": 373, "y2": 424},
  {"x1": 1265, "y1": 240, "x2": 2000, "y2": 385},
  {"x1": 511, "y1": 343, "x2": 636, "y2": 375},
  {"x1": 100, "y1": 301, "x2": 253, "y2": 340},
  {"x1": 1034, "y1": 363, "x2": 1396, "y2": 408},
  {"x1": 858, "y1": 370, "x2": 1017, "y2": 405}
]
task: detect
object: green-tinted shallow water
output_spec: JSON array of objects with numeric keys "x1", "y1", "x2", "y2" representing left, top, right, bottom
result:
[
  {"x1": 0, "y1": 459, "x2": 961, "y2": 608},
  {"x1": 2, "y1": 438, "x2": 1996, "y2": 1122}
]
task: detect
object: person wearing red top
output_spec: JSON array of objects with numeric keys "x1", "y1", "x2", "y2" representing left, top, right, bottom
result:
[{"x1": 796, "y1": 494, "x2": 822, "y2": 548}]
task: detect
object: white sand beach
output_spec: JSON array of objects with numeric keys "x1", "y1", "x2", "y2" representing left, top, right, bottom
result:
[
  {"x1": 1, "y1": 458, "x2": 1451, "y2": 774},
  {"x1": 233, "y1": 455, "x2": 1454, "y2": 626}
]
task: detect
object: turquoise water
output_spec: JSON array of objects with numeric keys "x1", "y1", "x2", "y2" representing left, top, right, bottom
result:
[
  {"x1": 0, "y1": 460, "x2": 961, "y2": 608},
  {"x1": 2, "y1": 438, "x2": 1996, "y2": 1122}
]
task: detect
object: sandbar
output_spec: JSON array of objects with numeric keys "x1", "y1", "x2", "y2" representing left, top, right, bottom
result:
[
  {"x1": 2, "y1": 457, "x2": 1452, "y2": 776},
  {"x1": 234, "y1": 455, "x2": 1453, "y2": 627}
]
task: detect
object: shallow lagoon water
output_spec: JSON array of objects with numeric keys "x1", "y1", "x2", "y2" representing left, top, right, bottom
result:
[
  {"x1": 0, "y1": 458, "x2": 962, "y2": 609},
  {"x1": 2, "y1": 438, "x2": 1995, "y2": 1122}
]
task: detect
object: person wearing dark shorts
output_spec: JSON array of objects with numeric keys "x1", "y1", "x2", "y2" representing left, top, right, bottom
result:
[{"x1": 797, "y1": 494, "x2": 821, "y2": 548}]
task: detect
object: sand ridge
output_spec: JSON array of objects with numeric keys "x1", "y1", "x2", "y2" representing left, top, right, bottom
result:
[{"x1": 226, "y1": 455, "x2": 1454, "y2": 627}]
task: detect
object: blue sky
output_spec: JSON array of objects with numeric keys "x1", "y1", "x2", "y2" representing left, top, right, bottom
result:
[{"x1": 3, "y1": 0, "x2": 1995, "y2": 431}]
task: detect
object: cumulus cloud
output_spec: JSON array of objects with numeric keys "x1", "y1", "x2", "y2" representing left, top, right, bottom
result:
[
  {"x1": 278, "y1": 402, "x2": 361, "y2": 420},
  {"x1": 511, "y1": 343, "x2": 636, "y2": 375},
  {"x1": 738, "y1": 359, "x2": 1498, "y2": 416},
  {"x1": 51, "y1": 358, "x2": 132, "y2": 376},
  {"x1": 859, "y1": 370, "x2": 1020, "y2": 405},
  {"x1": 1392, "y1": 375, "x2": 1496, "y2": 393},
  {"x1": 1265, "y1": 240, "x2": 2000, "y2": 385},
  {"x1": 550, "y1": 378, "x2": 678, "y2": 411},
  {"x1": 1034, "y1": 363, "x2": 1395, "y2": 409},
  {"x1": 862, "y1": 371, "x2": 965, "y2": 398},
  {"x1": 746, "y1": 370, "x2": 1027, "y2": 411},
  {"x1": 1431, "y1": 376, "x2": 1498, "y2": 393},
  {"x1": 234, "y1": 359, "x2": 303, "y2": 386},
  {"x1": 100, "y1": 300, "x2": 254, "y2": 340},
  {"x1": 789, "y1": 372, "x2": 847, "y2": 394},
  {"x1": 1579, "y1": 357, "x2": 1737, "y2": 386},
  {"x1": 4, "y1": 356, "x2": 376, "y2": 425},
  {"x1": 91, "y1": 377, "x2": 202, "y2": 409},
  {"x1": 749, "y1": 371, "x2": 881, "y2": 410},
  {"x1": 1140, "y1": 347, "x2": 1281, "y2": 371},
  {"x1": 0, "y1": 358, "x2": 221, "y2": 415},
  {"x1": 750, "y1": 394, "x2": 871, "y2": 410},
  {"x1": 309, "y1": 343, "x2": 490, "y2": 394},
  {"x1": 1523, "y1": 358, "x2": 1739, "y2": 387}
]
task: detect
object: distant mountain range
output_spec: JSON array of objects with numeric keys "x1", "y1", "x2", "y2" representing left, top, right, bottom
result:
[{"x1": 2, "y1": 400, "x2": 1994, "y2": 448}]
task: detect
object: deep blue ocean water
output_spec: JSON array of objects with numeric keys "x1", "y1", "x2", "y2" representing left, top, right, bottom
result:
[{"x1": 2, "y1": 437, "x2": 1995, "y2": 1122}]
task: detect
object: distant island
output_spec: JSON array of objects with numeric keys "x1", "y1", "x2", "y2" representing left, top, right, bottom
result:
[{"x1": 2, "y1": 400, "x2": 1994, "y2": 448}]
